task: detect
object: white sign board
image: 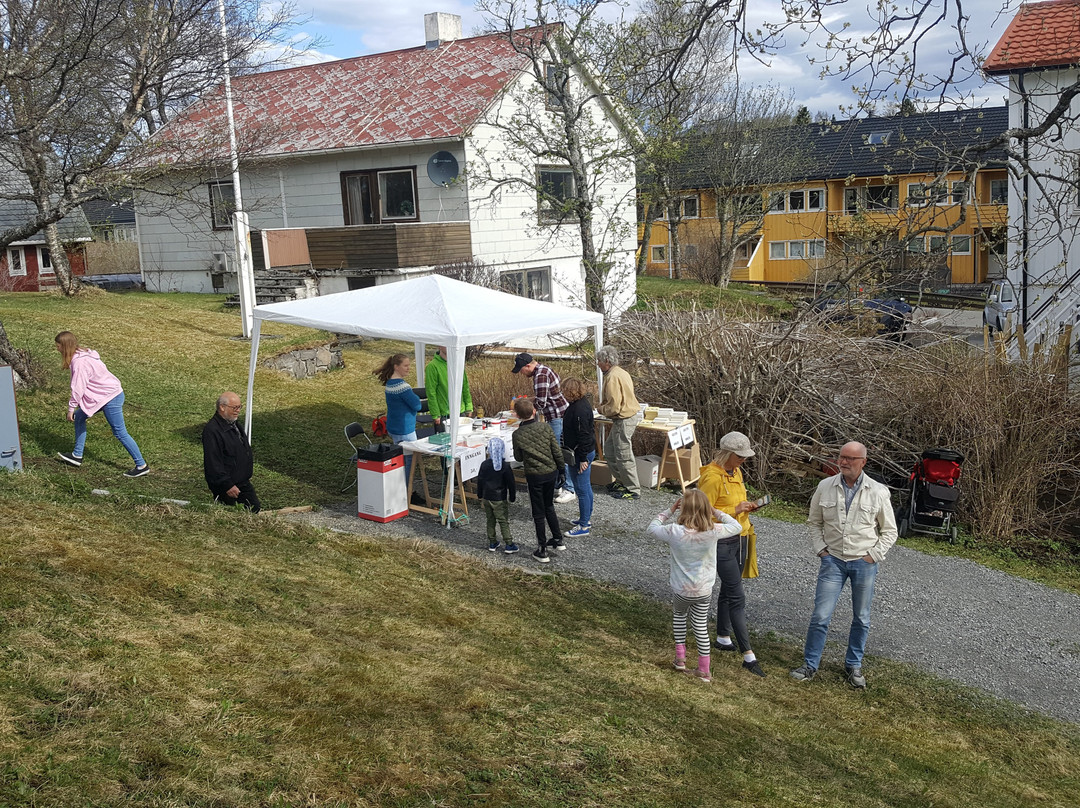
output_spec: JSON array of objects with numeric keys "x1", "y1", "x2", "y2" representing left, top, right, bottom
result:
[
  {"x1": 459, "y1": 446, "x2": 485, "y2": 481},
  {"x1": 679, "y1": 423, "x2": 695, "y2": 448},
  {"x1": 668, "y1": 428, "x2": 684, "y2": 450}
]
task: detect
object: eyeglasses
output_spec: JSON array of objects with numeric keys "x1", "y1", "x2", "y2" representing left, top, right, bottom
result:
[{"x1": 838, "y1": 454, "x2": 866, "y2": 462}]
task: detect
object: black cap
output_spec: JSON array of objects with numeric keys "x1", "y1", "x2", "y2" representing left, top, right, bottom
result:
[{"x1": 511, "y1": 352, "x2": 533, "y2": 373}]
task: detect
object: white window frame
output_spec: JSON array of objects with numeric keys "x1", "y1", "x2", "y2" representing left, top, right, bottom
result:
[
  {"x1": 768, "y1": 241, "x2": 786, "y2": 259},
  {"x1": 989, "y1": 178, "x2": 1008, "y2": 205},
  {"x1": 808, "y1": 239, "x2": 826, "y2": 258},
  {"x1": 651, "y1": 244, "x2": 668, "y2": 262},
  {"x1": 501, "y1": 267, "x2": 552, "y2": 302},
  {"x1": 680, "y1": 195, "x2": 699, "y2": 219},
  {"x1": 806, "y1": 188, "x2": 826, "y2": 212},
  {"x1": 208, "y1": 181, "x2": 235, "y2": 230},
  {"x1": 866, "y1": 131, "x2": 891, "y2": 146},
  {"x1": 788, "y1": 240, "x2": 806, "y2": 258},
  {"x1": 951, "y1": 235, "x2": 972, "y2": 254},
  {"x1": 950, "y1": 180, "x2": 969, "y2": 205},
  {"x1": 537, "y1": 166, "x2": 576, "y2": 224},
  {"x1": 767, "y1": 192, "x2": 785, "y2": 214},
  {"x1": 7, "y1": 247, "x2": 25, "y2": 276},
  {"x1": 37, "y1": 246, "x2": 52, "y2": 275}
]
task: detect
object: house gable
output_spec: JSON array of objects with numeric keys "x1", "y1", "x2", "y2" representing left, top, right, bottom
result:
[{"x1": 985, "y1": 0, "x2": 1080, "y2": 74}]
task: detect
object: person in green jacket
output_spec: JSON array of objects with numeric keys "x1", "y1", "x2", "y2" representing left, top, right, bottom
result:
[{"x1": 425, "y1": 346, "x2": 473, "y2": 430}]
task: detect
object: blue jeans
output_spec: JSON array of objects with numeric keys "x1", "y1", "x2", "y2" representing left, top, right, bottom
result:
[
  {"x1": 390, "y1": 431, "x2": 416, "y2": 485},
  {"x1": 73, "y1": 392, "x2": 145, "y2": 467},
  {"x1": 566, "y1": 449, "x2": 595, "y2": 524},
  {"x1": 803, "y1": 554, "x2": 879, "y2": 670},
  {"x1": 548, "y1": 417, "x2": 574, "y2": 493}
]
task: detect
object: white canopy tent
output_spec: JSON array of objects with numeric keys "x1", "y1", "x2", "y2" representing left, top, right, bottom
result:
[{"x1": 245, "y1": 274, "x2": 605, "y2": 521}]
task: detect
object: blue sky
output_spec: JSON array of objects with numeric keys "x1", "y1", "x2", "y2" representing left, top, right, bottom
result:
[{"x1": 287, "y1": 1, "x2": 1013, "y2": 116}]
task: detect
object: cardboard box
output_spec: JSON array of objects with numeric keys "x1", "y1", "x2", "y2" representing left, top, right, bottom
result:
[
  {"x1": 659, "y1": 444, "x2": 701, "y2": 483},
  {"x1": 590, "y1": 459, "x2": 614, "y2": 487},
  {"x1": 636, "y1": 454, "x2": 661, "y2": 488}
]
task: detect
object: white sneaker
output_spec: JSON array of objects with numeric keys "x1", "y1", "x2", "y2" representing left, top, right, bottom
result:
[{"x1": 554, "y1": 489, "x2": 577, "y2": 504}]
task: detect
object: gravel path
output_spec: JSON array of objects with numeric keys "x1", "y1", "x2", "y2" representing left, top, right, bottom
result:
[{"x1": 289, "y1": 484, "x2": 1080, "y2": 725}]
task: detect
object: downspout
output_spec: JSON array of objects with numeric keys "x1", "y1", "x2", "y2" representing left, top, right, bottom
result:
[{"x1": 1020, "y1": 71, "x2": 1030, "y2": 331}]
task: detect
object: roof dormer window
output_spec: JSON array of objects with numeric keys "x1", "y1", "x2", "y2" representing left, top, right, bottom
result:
[{"x1": 865, "y1": 131, "x2": 891, "y2": 146}]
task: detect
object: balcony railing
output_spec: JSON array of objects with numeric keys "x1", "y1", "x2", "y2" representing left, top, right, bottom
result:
[{"x1": 251, "y1": 221, "x2": 472, "y2": 272}]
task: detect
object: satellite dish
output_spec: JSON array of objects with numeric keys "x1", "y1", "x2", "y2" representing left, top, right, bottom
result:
[{"x1": 427, "y1": 151, "x2": 459, "y2": 187}]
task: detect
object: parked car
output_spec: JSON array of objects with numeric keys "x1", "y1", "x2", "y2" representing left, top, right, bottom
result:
[
  {"x1": 808, "y1": 283, "x2": 914, "y2": 340},
  {"x1": 983, "y1": 279, "x2": 1017, "y2": 333}
]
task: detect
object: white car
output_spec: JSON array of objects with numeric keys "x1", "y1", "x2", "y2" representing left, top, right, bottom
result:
[{"x1": 983, "y1": 280, "x2": 1017, "y2": 333}]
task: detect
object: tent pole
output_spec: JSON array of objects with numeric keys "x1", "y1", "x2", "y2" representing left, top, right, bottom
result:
[
  {"x1": 244, "y1": 318, "x2": 262, "y2": 442},
  {"x1": 415, "y1": 342, "x2": 426, "y2": 387}
]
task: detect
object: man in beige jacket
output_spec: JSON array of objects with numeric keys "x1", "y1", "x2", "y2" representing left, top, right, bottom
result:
[
  {"x1": 596, "y1": 346, "x2": 641, "y2": 499},
  {"x1": 790, "y1": 441, "x2": 897, "y2": 689}
]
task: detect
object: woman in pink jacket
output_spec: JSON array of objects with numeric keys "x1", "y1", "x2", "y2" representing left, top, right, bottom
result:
[{"x1": 55, "y1": 331, "x2": 149, "y2": 477}]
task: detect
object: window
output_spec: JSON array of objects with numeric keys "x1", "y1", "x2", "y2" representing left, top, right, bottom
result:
[
  {"x1": 208, "y1": 181, "x2": 235, "y2": 230},
  {"x1": 651, "y1": 245, "x2": 667, "y2": 262},
  {"x1": 906, "y1": 237, "x2": 926, "y2": 253},
  {"x1": 683, "y1": 244, "x2": 699, "y2": 259},
  {"x1": 544, "y1": 63, "x2": 567, "y2": 109},
  {"x1": 865, "y1": 131, "x2": 891, "y2": 146},
  {"x1": 768, "y1": 192, "x2": 785, "y2": 213},
  {"x1": 990, "y1": 179, "x2": 1008, "y2": 204},
  {"x1": 929, "y1": 235, "x2": 948, "y2": 253},
  {"x1": 6, "y1": 248, "x2": 24, "y2": 276},
  {"x1": 501, "y1": 267, "x2": 551, "y2": 301},
  {"x1": 844, "y1": 187, "x2": 860, "y2": 215},
  {"x1": 660, "y1": 196, "x2": 699, "y2": 219},
  {"x1": 341, "y1": 168, "x2": 419, "y2": 224},
  {"x1": 37, "y1": 246, "x2": 52, "y2": 275},
  {"x1": 769, "y1": 240, "x2": 826, "y2": 260},
  {"x1": 951, "y1": 235, "x2": 972, "y2": 254},
  {"x1": 950, "y1": 181, "x2": 969, "y2": 205},
  {"x1": 866, "y1": 185, "x2": 898, "y2": 210},
  {"x1": 379, "y1": 170, "x2": 417, "y2": 220},
  {"x1": 538, "y1": 167, "x2": 576, "y2": 223},
  {"x1": 783, "y1": 188, "x2": 826, "y2": 213}
]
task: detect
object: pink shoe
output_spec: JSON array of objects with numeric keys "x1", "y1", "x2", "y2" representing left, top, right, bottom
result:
[
  {"x1": 695, "y1": 655, "x2": 711, "y2": 684},
  {"x1": 674, "y1": 643, "x2": 687, "y2": 671}
]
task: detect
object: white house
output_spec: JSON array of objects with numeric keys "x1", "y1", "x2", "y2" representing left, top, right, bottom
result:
[
  {"x1": 134, "y1": 13, "x2": 637, "y2": 319},
  {"x1": 985, "y1": 0, "x2": 1080, "y2": 351}
]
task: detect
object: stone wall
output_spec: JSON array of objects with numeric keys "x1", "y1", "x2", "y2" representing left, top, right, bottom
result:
[{"x1": 262, "y1": 343, "x2": 343, "y2": 379}]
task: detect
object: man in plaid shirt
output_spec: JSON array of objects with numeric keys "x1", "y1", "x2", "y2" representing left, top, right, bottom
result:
[{"x1": 512, "y1": 352, "x2": 576, "y2": 503}]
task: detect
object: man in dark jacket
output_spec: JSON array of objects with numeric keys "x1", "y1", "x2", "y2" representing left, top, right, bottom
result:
[{"x1": 202, "y1": 391, "x2": 261, "y2": 512}]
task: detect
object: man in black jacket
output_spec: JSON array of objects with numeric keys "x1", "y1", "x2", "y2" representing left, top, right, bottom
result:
[{"x1": 202, "y1": 391, "x2": 261, "y2": 512}]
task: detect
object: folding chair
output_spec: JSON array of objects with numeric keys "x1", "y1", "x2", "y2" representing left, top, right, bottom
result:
[{"x1": 340, "y1": 421, "x2": 372, "y2": 492}]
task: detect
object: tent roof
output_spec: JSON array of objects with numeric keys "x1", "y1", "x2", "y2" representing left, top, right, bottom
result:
[{"x1": 253, "y1": 275, "x2": 604, "y2": 347}]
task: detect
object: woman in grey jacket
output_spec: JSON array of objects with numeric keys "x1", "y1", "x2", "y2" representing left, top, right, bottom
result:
[{"x1": 511, "y1": 397, "x2": 564, "y2": 563}]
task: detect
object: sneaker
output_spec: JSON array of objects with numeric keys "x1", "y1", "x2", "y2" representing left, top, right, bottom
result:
[
  {"x1": 488, "y1": 540, "x2": 500, "y2": 552},
  {"x1": 610, "y1": 489, "x2": 640, "y2": 500},
  {"x1": 57, "y1": 452, "x2": 82, "y2": 467},
  {"x1": 531, "y1": 548, "x2": 550, "y2": 563},
  {"x1": 845, "y1": 666, "x2": 867, "y2": 689},
  {"x1": 503, "y1": 543, "x2": 519, "y2": 555},
  {"x1": 789, "y1": 665, "x2": 816, "y2": 682},
  {"x1": 712, "y1": 639, "x2": 738, "y2": 652},
  {"x1": 123, "y1": 465, "x2": 150, "y2": 478},
  {"x1": 673, "y1": 657, "x2": 687, "y2": 672},
  {"x1": 606, "y1": 481, "x2": 626, "y2": 492},
  {"x1": 554, "y1": 489, "x2": 577, "y2": 504},
  {"x1": 565, "y1": 524, "x2": 591, "y2": 538},
  {"x1": 547, "y1": 537, "x2": 567, "y2": 551},
  {"x1": 742, "y1": 659, "x2": 767, "y2": 678}
]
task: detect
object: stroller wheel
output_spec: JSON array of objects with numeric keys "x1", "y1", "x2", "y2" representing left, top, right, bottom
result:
[{"x1": 897, "y1": 516, "x2": 910, "y2": 539}]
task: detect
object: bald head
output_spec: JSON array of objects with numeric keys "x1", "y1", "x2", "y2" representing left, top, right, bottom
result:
[
  {"x1": 217, "y1": 391, "x2": 242, "y2": 423},
  {"x1": 838, "y1": 441, "x2": 868, "y2": 484}
]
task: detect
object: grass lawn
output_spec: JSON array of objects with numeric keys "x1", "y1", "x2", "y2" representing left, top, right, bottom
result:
[
  {"x1": 1, "y1": 480, "x2": 1078, "y2": 807},
  {"x1": 2, "y1": 290, "x2": 1079, "y2": 805},
  {"x1": 632, "y1": 276, "x2": 794, "y2": 315}
]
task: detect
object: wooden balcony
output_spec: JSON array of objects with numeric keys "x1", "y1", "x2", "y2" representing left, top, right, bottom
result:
[{"x1": 251, "y1": 221, "x2": 472, "y2": 272}]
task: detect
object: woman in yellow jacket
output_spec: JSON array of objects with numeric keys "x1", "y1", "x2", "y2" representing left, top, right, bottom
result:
[{"x1": 696, "y1": 430, "x2": 765, "y2": 676}]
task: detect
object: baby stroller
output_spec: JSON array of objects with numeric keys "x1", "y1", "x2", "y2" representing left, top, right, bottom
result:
[{"x1": 896, "y1": 449, "x2": 964, "y2": 543}]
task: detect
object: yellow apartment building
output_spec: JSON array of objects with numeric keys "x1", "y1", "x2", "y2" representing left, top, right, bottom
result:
[{"x1": 642, "y1": 107, "x2": 1009, "y2": 286}]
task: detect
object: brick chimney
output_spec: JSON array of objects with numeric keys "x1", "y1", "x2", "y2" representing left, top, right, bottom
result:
[{"x1": 425, "y1": 12, "x2": 461, "y2": 49}]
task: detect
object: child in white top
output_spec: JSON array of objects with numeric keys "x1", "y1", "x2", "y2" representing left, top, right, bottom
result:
[{"x1": 648, "y1": 489, "x2": 741, "y2": 683}]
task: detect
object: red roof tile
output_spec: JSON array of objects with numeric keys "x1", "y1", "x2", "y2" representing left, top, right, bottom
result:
[
  {"x1": 985, "y1": 0, "x2": 1080, "y2": 73},
  {"x1": 155, "y1": 31, "x2": 534, "y2": 160}
]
